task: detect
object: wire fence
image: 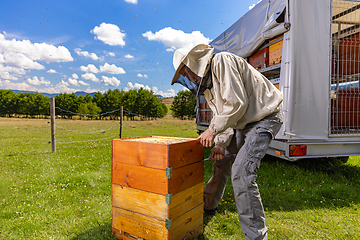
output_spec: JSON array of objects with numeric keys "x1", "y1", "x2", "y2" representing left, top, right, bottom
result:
[
  {"x1": 53, "y1": 105, "x2": 198, "y2": 145},
  {"x1": 55, "y1": 106, "x2": 124, "y2": 117}
]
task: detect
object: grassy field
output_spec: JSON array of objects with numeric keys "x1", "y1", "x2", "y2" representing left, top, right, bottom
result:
[{"x1": 0, "y1": 117, "x2": 359, "y2": 239}]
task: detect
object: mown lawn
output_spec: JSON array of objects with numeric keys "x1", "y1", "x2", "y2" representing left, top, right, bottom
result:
[{"x1": 0, "y1": 117, "x2": 359, "y2": 239}]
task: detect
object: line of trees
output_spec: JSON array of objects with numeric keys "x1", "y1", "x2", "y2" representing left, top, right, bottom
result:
[{"x1": 0, "y1": 89, "x2": 168, "y2": 120}]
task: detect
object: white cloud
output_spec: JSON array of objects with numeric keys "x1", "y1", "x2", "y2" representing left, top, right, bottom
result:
[
  {"x1": 0, "y1": 79, "x2": 38, "y2": 91},
  {"x1": 137, "y1": 73, "x2": 148, "y2": 78},
  {"x1": 0, "y1": 78, "x2": 82, "y2": 94},
  {"x1": 124, "y1": 0, "x2": 137, "y2": 4},
  {"x1": 0, "y1": 33, "x2": 73, "y2": 82},
  {"x1": 78, "y1": 80, "x2": 89, "y2": 86},
  {"x1": 152, "y1": 87, "x2": 176, "y2": 97},
  {"x1": 80, "y1": 63, "x2": 125, "y2": 74},
  {"x1": 0, "y1": 63, "x2": 26, "y2": 80},
  {"x1": 74, "y1": 48, "x2": 100, "y2": 61},
  {"x1": 100, "y1": 63, "x2": 125, "y2": 74},
  {"x1": 126, "y1": 82, "x2": 151, "y2": 91},
  {"x1": 80, "y1": 64, "x2": 99, "y2": 73},
  {"x1": 47, "y1": 69, "x2": 57, "y2": 74},
  {"x1": 125, "y1": 54, "x2": 134, "y2": 59},
  {"x1": 91, "y1": 23, "x2": 126, "y2": 46},
  {"x1": 101, "y1": 76, "x2": 120, "y2": 87},
  {"x1": 81, "y1": 73, "x2": 99, "y2": 82},
  {"x1": 68, "y1": 77, "x2": 79, "y2": 86},
  {"x1": 142, "y1": 27, "x2": 211, "y2": 52},
  {"x1": 41, "y1": 80, "x2": 80, "y2": 94},
  {"x1": 107, "y1": 52, "x2": 115, "y2": 57},
  {"x1": 125, "y1": 82, "x2": 176, "y2": 97},
  {"x1": 0, "y1": 71, "x2": 18, "y2": 80},
  {"x1": 26, "y1": 76, "x2": 51, "y2": 86},
  {"x1": 0, "y1": 33, "x2": 73, "y2": 63},
  {"x1": 68, "y1": 73, "x2": 80, "y2": 86},
  {"x1": 3, "y1": 52, "x2": 45, "y2": 70}
]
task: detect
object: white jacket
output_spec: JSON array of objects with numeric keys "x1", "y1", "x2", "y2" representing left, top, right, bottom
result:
[{"x1": 204, "y1": 52, "x2": 283, "y2": 147}]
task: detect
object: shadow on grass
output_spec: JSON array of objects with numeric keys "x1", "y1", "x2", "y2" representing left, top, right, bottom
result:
[
  {"x1": 258, "y1": 155, "x2": 360, "y2": 212},
  {"x1": 71, "y1": 222, "x2": 118, "y2": 240},
  {"x1": 203, "y1": 151, "x2": 360, "y2": 214}
]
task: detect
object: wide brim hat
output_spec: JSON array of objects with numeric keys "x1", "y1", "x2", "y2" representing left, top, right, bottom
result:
[{"x1": 171, "y1": 44, "x2": 214, "y2": 85}]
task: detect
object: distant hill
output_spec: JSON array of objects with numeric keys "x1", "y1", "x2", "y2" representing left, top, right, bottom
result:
[{"x1": 10, "y1": 90, "x2": 97, "y2": 98}]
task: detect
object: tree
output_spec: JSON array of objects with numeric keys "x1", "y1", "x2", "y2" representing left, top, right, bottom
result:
[
  {"x1": 17, "y1": 92, "x2": 35, "y2": 118},
  {"x1": 93, "y1": 92, "x2": 105, "y2": 119},
  {"x1": 102, "y1": 89, "x2": 124, "y2": 120},
  {"x1": 77, "y1": 102, "x2": 101, "y2": 120},
  {"x1": 33, "y1": 92, "x2": 49, "y2": 118},
  {"x1": 123, "y1": 89, "x2": 138, "y2": 120},
  {"x1": 0, "y1": 90, "x2": 17, "y2": 117},
  {"x1": 170, "y1": 90, "x2": 196, "y2": 119},
  {"x1": 55, "y1": 93, "x2": 79, "y2": 119}
]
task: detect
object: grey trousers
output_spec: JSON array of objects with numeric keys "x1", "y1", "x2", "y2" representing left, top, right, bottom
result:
[{"x1": 204, "y1": 111, "x2": 283, "y2": 240}]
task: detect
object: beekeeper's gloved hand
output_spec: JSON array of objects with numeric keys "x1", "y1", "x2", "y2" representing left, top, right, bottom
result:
[{"x1": 209, "y1": 145, "x2": 225, "y2": 161}]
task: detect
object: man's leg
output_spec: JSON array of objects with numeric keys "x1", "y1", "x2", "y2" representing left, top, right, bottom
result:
[
  {"x1": 231, "y1": 111, "x2": 282, "y2": 240},
  {"x1": 204, "y1": 130, "x2": 244, "y2": 211},
  {"x1": 203, "y1": 154, "x2": 234, "y2": 211}
]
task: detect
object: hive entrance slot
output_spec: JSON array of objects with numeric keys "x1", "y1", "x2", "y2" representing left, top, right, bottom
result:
[{"x1": 124, "y1": 231, "x2": 145, "y2": 240}]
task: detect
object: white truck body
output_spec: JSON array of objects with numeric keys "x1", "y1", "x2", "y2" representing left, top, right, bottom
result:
[{"x1": 197, "y1": 0, "x2": 360, "y2": 161}]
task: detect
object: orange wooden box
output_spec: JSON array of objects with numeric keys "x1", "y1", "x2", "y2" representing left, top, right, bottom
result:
[
  {"x1": 112, "y1": 183, "x2": 204, "y2": 240},
  {"x1": 269, "y1": 35, "x2": 283, "y2": 66},
  {"x1": 249, "y1": 47, "x2": 269, "y2": 69},
  {"x1": 112, "y1": 136, "x2": 204, "y2": 239},
  {"x1": 112, "y1": 136, "x2": 204, "y2": 195}
]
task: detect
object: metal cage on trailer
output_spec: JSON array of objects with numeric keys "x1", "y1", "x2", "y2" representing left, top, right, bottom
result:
[{"x1": 196, "y1": 0, "x2": 360, "y2": 161}]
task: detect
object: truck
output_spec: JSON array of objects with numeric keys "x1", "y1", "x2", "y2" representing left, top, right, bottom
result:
[{"x1": 196, "y1": 0, "x2": 360, "y2": 161}]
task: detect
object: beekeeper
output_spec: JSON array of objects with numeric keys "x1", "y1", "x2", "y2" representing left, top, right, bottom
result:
[{"x1": 171, "y1": 44, "x2": 283, "y2": 240}]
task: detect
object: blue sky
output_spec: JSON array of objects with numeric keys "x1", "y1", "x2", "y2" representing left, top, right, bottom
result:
[{"x1": 0, "y1": 0, "x2": 260, "y2": 97}]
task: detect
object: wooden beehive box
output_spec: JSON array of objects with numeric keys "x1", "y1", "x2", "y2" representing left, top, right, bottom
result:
[
  {"x1": 249, "y1": 47, "x2": 269, "y2": 69},
  {"x1": 269, "y1": 35, "x2": 283, "y2": 66},
  {"x1": 112, "y1": 136, "x2": 204, "y2": 240}
]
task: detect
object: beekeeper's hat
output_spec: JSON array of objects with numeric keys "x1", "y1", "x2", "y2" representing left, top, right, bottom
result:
[{"x1": 171, "y1": 44, "x2": 214, "y2": 85}]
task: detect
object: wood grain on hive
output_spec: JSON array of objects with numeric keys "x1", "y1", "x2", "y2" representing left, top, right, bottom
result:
[{"x1": 112, "y1": 136, "x2": 204, "y2": 240}]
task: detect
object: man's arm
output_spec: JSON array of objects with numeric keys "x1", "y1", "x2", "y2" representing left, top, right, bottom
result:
[{"x1": 208, "y1": 53, "x2": 249, "y2": 136}]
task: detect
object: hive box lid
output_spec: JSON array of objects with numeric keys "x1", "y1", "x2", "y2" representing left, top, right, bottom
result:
[{"x1": 112, "y1": 136, "x2": 204, "y2": 170}]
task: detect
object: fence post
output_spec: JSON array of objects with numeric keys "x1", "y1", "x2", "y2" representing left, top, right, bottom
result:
[
  {"x1": 50, "y1": 97, "x2": 56, "y2": 153},
  {"x1": 119, "y1": 106, "x2": 123, "y2": 139}
]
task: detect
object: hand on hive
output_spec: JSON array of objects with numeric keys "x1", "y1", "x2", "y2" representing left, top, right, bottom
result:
[
  {"x1": 209, "y1": 145, "x2": 225, "y2": 161},
  {"x1": 197, "y1": 128, "x2": 215, "y2": 147}
]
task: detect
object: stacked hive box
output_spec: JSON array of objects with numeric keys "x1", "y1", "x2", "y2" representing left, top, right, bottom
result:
[
  {"x1": 199, "y1": 103, "x2": 212, "y2": 123},
  {"x1": 112, "y1": 136, "x2": 204, "y2": 240},
  {"x1": 249, "y1": 48, "x2": 269, "y2": 69},
  {"x1": 269, "y1": 35, "x2": 283, "y2": 66}
]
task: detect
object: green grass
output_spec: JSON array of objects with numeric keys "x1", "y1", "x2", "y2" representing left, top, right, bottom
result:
[{"x1": 1, "y1": 117, "x2": 359, "y2": 239}]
